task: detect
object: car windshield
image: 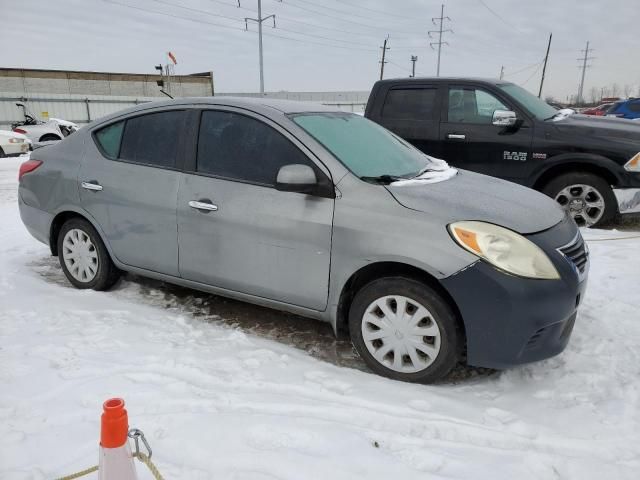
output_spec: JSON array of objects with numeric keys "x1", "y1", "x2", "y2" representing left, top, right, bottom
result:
[
  {"x1": 497, "y1": 83, "x2": 558, "y2": 120},
  {"x1": 290, "y1": 112, "x2": 434, "y2": 180}
]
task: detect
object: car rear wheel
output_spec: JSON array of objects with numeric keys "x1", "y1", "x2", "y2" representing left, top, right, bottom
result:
[
  {"x1": 39, "y1": 134, "x2": 61, "y2": 142},
  {"x1": 57, "y1": 218, "x2": 121, "y2": 290},
  {"x1": 542, "y1": 172, "x2": 617, "y2": 228},
  {"x1": 348, "y1": 277, "x2": 461, "y2": 383}
]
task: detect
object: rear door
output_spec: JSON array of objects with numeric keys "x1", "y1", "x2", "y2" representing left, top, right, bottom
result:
[
  {"x1": 80, "y1": 109, "x2": 188, "y2": 276},
  {"x1": 177, "y1": 108, "x2": 335, "y2": 310},
  {"x1": 368, "y1": 84, "x2": 443, "y2": 157},
  {"x1": 439, "y1": 84, "x2": 534, "y2": 182}
]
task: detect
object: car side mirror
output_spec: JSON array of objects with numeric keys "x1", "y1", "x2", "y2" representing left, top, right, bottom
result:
[
  {"x1": 492, "y1": 109, "x2": 518, "y2": 127},
  {"x1": 276, "y1": 164, "x2": 335, "y2": 198}
]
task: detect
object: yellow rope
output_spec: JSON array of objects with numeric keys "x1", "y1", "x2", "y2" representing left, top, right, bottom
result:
[
  {"x1": 53, "y1": 453, "x2": 164, "y2": 480},
  {"x1": 53, "y1": 465, "x2": 98, "y2": 480},
  {"x1": 134, "y1": 452, "x2": 165, "y2": 480}
]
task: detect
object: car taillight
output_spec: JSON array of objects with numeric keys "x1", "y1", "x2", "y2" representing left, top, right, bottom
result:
[
  {"x1": 18, "y1": 160, "x2": 43, "y2": 180},
  {"x1": 13, "y1": 128, "x2": 27, "y2": 135}
]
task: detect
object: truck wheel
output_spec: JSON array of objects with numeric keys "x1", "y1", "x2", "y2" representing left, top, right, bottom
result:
[
  {"x1": 57, "y1": 218, "x2": 121, "y2": 290},
  {"x1": 348, "y1": 277, "x2": 461, "y2": 383},
  {"x1": 542, "y1": 172, "x2": 617, "y2": 228}
]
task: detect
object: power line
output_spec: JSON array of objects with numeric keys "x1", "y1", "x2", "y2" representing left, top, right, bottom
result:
[
  {"x1": 285, "y1": 0, "x2": 421, "y2": 26},
  {"x1": 428, "y1": 4, "x2": 452, "y2": 77},
  {"x1": 102, "y1": 0, "x2": 378, "y2": 52}
]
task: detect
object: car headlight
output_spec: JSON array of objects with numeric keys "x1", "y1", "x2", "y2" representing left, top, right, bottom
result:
[
  {"x1": 624, "y1": 153, "x2": 640, "y2": 172},
  {"x1": 8, "y1": 138, "x2": 24, "y2": 144},
  {"x1": 448, "y1": 221, "x2": 560, "y2": 280}
]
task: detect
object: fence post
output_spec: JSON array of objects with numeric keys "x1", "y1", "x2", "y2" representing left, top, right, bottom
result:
[{"x1": 85, "y1": 98, "x2": 91, "y2": 122}]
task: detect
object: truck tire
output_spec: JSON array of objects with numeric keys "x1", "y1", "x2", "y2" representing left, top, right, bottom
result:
[
  {"x1": 348, "y1": 277, "x2": 462, "y2": 383},
  {"x1": 542, "y1": 172, "x2": 617, "y2": 228}
]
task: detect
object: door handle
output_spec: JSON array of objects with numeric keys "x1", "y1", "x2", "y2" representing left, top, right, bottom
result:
[
  {"x1": 189, "y1": 200, "x2": 218, "y2": 212},
  {"x1": 447, "y1": 133, "x2": 466, "y2": 140},
  {"x1": 81, "y1": 181, "x2": 103, "y2": 191}
]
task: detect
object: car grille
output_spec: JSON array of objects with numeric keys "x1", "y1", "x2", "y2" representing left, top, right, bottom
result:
[{"x1": 559, "y1": 235, "x2": 588, "y2": 273}]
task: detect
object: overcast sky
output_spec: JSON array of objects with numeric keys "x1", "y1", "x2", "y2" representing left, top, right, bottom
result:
[{"x1": 2, "y1": 0, "x2": 639, "y2": 100}]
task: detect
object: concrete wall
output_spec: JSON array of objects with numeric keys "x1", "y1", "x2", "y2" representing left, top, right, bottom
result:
[{"x1": 0, "y1": 68, "x2": 214, "y2": 98}]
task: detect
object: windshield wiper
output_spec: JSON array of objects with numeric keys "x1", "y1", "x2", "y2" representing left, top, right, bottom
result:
[{"x1": 360, "y1": 175, "x2": 403, "y2": 184}]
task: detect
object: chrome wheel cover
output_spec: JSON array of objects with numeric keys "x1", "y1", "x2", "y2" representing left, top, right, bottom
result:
[
  {"x1": 554, "y1": 184, "x2": 605, "y2": 227},
  {"x1": 361, "y1": 295, "x2": 441, "y2": 373},
  {"x1": 62, "y1": 228, "x2": 99, "y2": 283}
]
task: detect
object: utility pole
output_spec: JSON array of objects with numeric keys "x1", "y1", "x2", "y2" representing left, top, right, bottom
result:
[
  {"x1": 428, "y1": 4, "x2": 452, "y2": 77},
  {"x1": 499, "y1": 65, "x2": 504, "y2": 80},
  {"x1": 379, "y1": 36, "x2": 390, "y2": 80},
  {"x1": 410, "y1": 55, "x2": 418, "y2": 77},
  {"x1": 538, "y1": 33, "x2": 552, "y2": 98},
  {"x1": 244, "y1": 0, "x2": 276, "y2": 94},
  {"x1": 576, "y1": 41, "x2": 595, "y2": 106}
]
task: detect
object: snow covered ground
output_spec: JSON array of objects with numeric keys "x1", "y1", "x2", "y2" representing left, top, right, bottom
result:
[{"x1": 1, "y1": 155, "x2": 639, "y2": 479}]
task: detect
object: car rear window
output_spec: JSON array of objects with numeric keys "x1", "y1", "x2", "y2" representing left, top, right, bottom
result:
[
  {"x1": 119, "y1": 110, "x2": 185, "y2": 168},
  {"x1": 94, "y1": 121, "x2": 124, "y2": 158},
  {"x1": 382, "y1": 88, "x2": 437, "y2": 120}
]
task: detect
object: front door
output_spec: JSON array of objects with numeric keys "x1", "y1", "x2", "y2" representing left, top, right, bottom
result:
[
  {"x1": 79, "y1": 109, "x2": 187, "y2": 276},
  {"x1": 177, "y1": 109, "x2": 334, "y2": 310},
  {"x1": 439, "y1": 85, "x2": 534, "y2": 183}
]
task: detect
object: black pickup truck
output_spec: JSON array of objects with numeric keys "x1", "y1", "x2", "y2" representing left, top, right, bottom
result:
[{"x1": 365, "y1": 78, "x2": 640, "y2": 227}]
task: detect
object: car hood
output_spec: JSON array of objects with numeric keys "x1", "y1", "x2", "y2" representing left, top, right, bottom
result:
[
  {"x1": 385, "y1": 170, "x2": 565, "y2": 235},
  {"x1": 553, "y1": 114, "x2": 640, "y2": 141}
]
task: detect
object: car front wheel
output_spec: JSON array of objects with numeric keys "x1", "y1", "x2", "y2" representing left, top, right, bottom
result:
[
  {"x1": 542, "y1": 172, "x2": 617, "y2": 228},
  {"x1": 57, "y1": 218, "x2": 121, "y2": 290},
  {"x1": 348, "y1": 277, "x2": 462, "y2": 383}
]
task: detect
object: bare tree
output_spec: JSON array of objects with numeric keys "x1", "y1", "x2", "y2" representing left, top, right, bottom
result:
[
  {"x1": 589, "y1": 87, "x2": 599, "y2": 103},
  {"x1": 611, "y1": 83, "x2": 621, "y2": 97},
  {"x1": 602, "y1": 86, "x2": 611, "y2": 98},
  {"x1": 623, "y1": 84, "x2": 633, "y2": 98}
]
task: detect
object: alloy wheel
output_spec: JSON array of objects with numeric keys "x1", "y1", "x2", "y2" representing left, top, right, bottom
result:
[
  {"x1": 62, "y1": 228, "x2": 99, "y2": 283},
  {"x1": 554, "y1": 184, "x2": 605, "y2": 227},
  {"x1": 361, "y1": 295, "x2": 441, "y2": 373}
]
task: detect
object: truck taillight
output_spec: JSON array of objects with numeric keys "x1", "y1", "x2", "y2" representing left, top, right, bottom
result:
[
  {"x1": 13, "y1": 128, "x2": 27, "y2": 135},
  {"x1": 18, "y1": 160, "x2": 43, "y2": 180}
]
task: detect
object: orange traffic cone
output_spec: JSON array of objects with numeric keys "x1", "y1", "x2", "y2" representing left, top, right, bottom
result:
[{"x1": 98, "y1": 398, "x2": 138, "y2": 480}]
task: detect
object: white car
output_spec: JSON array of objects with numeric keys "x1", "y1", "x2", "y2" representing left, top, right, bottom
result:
[
  {"x1": 13, "y1": 118, "x2": 79, "y2": 143},
  {"x1": 0, "y1": 130, "x2": 31, "y2": 158}
]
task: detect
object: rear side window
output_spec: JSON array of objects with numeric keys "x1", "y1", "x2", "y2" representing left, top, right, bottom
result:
[
  {"x1": 196, "y1": 110, "x2": 313, "y2": 186},
  {"x1": 119, "y1": 110, "x2": 185, "y2": 168},
  {"x1": 382, "y1": 88, "x2": 437, "y2": 120},
  {"x1": 628, "y1": 101, "x2": 640, "y2": 113},
  {"x1": 94, "y1": 121, "x2": 124, "y2": 158}
]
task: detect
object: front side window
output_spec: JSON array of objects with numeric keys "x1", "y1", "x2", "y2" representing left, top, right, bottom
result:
[
  {"x1": 291, "y1": 112, "x2": 436, "y2": 179},
  {"x1": 118, "y1": 110, "x2": 185, "y2": 168},
  {"x1": 382, "y1": 88, "x2": 437, "y2": 120},
  {"x1": 197, "y1": 110, "x2": 314, "y2": 185},
  {"x1": 448, "y1": 88, "x2": 508, "y2": 124}
]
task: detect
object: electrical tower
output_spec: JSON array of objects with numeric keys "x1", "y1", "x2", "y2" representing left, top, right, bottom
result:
[
  {"x1": 379, "y1": 36, "x2": 390, "y2": 80},
  {"x1": 410, "y1": 55, "x2": 418, "y2": 77},
  {"x1": 576, "y1": 41, "x2": 595, "y2": 106},
  {"x1": 428, "y1": 4, "x2": 452, "y2": 77},
  {"x1": 243, "y1": 0, "x2": 276, "y2": 94}
]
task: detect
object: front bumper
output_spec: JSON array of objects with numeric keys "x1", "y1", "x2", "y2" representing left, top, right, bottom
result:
[
  {"x1": 441, "y1": 217, "x2": 588, "y2": 369},
  {"x1": 613, "y1": 188, "x2": 640, "y2": 214}
]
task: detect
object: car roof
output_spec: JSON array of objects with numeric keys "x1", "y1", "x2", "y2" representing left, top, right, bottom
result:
[
  {"x1": 374, "y1": 77, "x2": 514, "y2": 87},
  {"x1": 88, "y1": 96, "x2": 342, "y2": 128}
]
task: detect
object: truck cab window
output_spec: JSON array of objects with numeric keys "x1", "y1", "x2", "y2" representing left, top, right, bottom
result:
[{"x1": 448, "y1": 88, "x2": 507, "y2": 124}]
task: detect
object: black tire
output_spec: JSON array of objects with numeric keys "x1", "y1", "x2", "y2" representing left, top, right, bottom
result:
[
  {"x1": 39, "y1": 134, "x2": 61, "y2": 142},
  {"x1": 348, "y1": 277, "x2": 462, "y2": 383},
  {"x1": 0, "y1": 147, "x2": 5, "y2": 158},
  {"x1": 57, "y1": 218, "x2": 121, "y2": 290},
  {"x1": 542, "y1": 172, "x2": 617, "y2": 228}
]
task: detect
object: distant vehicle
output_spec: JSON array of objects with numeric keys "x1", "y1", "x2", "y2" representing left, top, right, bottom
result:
[
  {"x1": 365, "y1": 77, "x2": 640, "y2": 227},
  {"x1": 581, "y1": 103, "x2": 616, "y2": 116},
  {"x1": 18, "y1": 97, "x2": 588, "y2": 383},
  {"x1": 0, "y1": 130, "x2": 31, "y2": 158},
  {"x1": 11, "y1": 103, "x2": 79, "y2": 142},
  {"x1": 604, "y1": 98, "x2": 640, "y2": 120}
]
